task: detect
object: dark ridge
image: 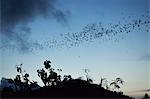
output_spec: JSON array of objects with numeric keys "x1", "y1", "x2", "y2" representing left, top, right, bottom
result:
[
  {"x1": 1, "y1": 60, "x2": 133, "y2": 98},
  {"x1": 1, "y1": 79, "x2": 133, "y2": 98}
]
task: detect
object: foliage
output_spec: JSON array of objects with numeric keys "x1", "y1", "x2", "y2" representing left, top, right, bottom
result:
[
  {"x1": 37, "y1": 60, "x2": 62, "y2": 86},
  {"x1": 83, "y1": 68, "x2": 93, "y2": 83},
  {"x1": 6, "y1": 64, "x2": 38, "y2": 92},
  {"x1": 99, "y1": 77, "x2": 109, "y2": 89},
  {"x1": 143, "y1": 93, "x2": 149, "y2": 99},
  {"x1": 110, "y1": 77, "x2": 124, "y2": 91}
]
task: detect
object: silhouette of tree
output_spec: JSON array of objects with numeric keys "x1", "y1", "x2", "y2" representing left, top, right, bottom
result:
[
  {"x1": 110, "y1": 77, "x2": 124, "y2": 91},
  {"x1": 37, "y1": 60, "x2": 62, "y2": 86},
  {"x1": 44, "y1": 60, "x2": 51, "y2": 69},
  {"x1": 83, "y1": 69, "x2": 93, "y2": 83},
  {"x1": 30, "y1": 81, "x2": 38, "y2": 88},
  {"x1": 99, "y1": 77, "x2": 106, "y2": 87},
  {"x1": 99, "y1": 77, "x2": 110, "y2": 90},
  {"x1": 118, "y1": 91, "x2": 123, "y2": 95},
  {"x1": 37, "y1": 68, "x2": 47, "y2": 86},
  {"x1": 12, "y1": 64, "x2": 34, "y2": 92},
  {"x1": 47, "y1": 67, "x2": 60, "y2": 86},
  {"x1": 63, "y1": 75, "x2": 72, "y2": 82},
  {"x1": 143, "y1": 93, "x2": 149, "y2": 99},
  {"x1": 14, "y1": 75, "x2": 22, "y2": 91}
]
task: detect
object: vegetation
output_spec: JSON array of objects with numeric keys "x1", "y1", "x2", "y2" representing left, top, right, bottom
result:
[
  {"x1": 1, "y1": 60, "x2": 133, "y2": 98},
  {"x1": 37, "y1": 60, "x2": 62, "y2": 86},
  {"x1": 142, "y1": 93, "x2": 149, "y2": 99}
]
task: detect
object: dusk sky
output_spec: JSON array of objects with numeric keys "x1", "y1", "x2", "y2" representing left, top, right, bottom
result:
[{"x1": 0, "y1": 0, "x2": 150, "y2": 97}]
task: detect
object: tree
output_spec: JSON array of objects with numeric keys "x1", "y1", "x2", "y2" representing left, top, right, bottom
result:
[
  {"x1": 14, "y1": 75, "x2": 22, "y2": 91},
  {"x1": 99, "y1": 77, "x2": 106, "y2": 87},
  {"x1": 110, "y1": 77, "x2": 124, "y2": 91},
  {"x1": 37, "y1": 68, "x2": 47, "y2": 86},
  {"x1": 63, "y1": 75, "x2": 72, "y2": 82},
  {"x1": 13, "y1": 64, "x2": 34, "y2": 92},
  {"x1": 37, "y1": 60, "x2": 62, "y2": 86},
  {"x1": 83, "y1": 69, "x2": 93, "y2": 83},
  {"x1": 143, "y1": 93, "x2": 149, "y2": 99},
  {"x1": 99, "y1": 77, "x2": 110, "y2": 90},
  {"x1": 44, "y1": 60, "x2": 51, "y2": 69}
]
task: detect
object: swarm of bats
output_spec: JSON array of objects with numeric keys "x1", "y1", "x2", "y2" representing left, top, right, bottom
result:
[{"x1": 43, "y1": 14, "x2": 149, "y2": 49}]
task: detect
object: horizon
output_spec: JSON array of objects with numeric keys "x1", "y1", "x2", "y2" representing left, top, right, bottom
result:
[{"x1": 0, "y1": 0, "x2": 150, "y2": 98}]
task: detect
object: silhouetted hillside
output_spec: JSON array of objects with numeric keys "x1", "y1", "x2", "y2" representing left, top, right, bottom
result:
[
  {"x1": 1, "y1": 79, "x2": 133, "y2": 98},
  {"x1": 1, "y1": 60, "x2": 133, "y2": 98}
]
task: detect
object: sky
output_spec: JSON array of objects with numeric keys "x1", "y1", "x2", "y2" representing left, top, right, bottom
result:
[{"x1": 0, "y1": 0, "x2": 150, "y2": 98}]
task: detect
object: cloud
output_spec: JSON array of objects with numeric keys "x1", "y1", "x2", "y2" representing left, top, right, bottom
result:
[{"x1": 0, "y1": 0, "x2": 69, "y2": 52}]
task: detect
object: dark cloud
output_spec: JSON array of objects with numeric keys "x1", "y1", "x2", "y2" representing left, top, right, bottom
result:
[
  {"x1": 0, "y1": 0, "x2": 69, "y2": 52},
  {"x1": 1, "y1": 0, "x2": 149, "y2": 52}
]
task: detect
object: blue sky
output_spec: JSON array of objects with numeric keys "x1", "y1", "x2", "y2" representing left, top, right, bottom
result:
[{"x1": 0, "y1": 0, "x2": 149, "y2": 97}]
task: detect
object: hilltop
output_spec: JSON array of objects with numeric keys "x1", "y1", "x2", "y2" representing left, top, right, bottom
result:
[{"x1": 1, "y1": 60, "x2": 133, "y2": 98}]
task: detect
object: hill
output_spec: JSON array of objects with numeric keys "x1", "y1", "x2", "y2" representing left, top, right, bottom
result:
[
  {"x1": 1, "y1": 79, "x2": 133, "y2": 98},
  {"x1": 1, "y1": 60, "x2": 133, "y2": 98}
]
